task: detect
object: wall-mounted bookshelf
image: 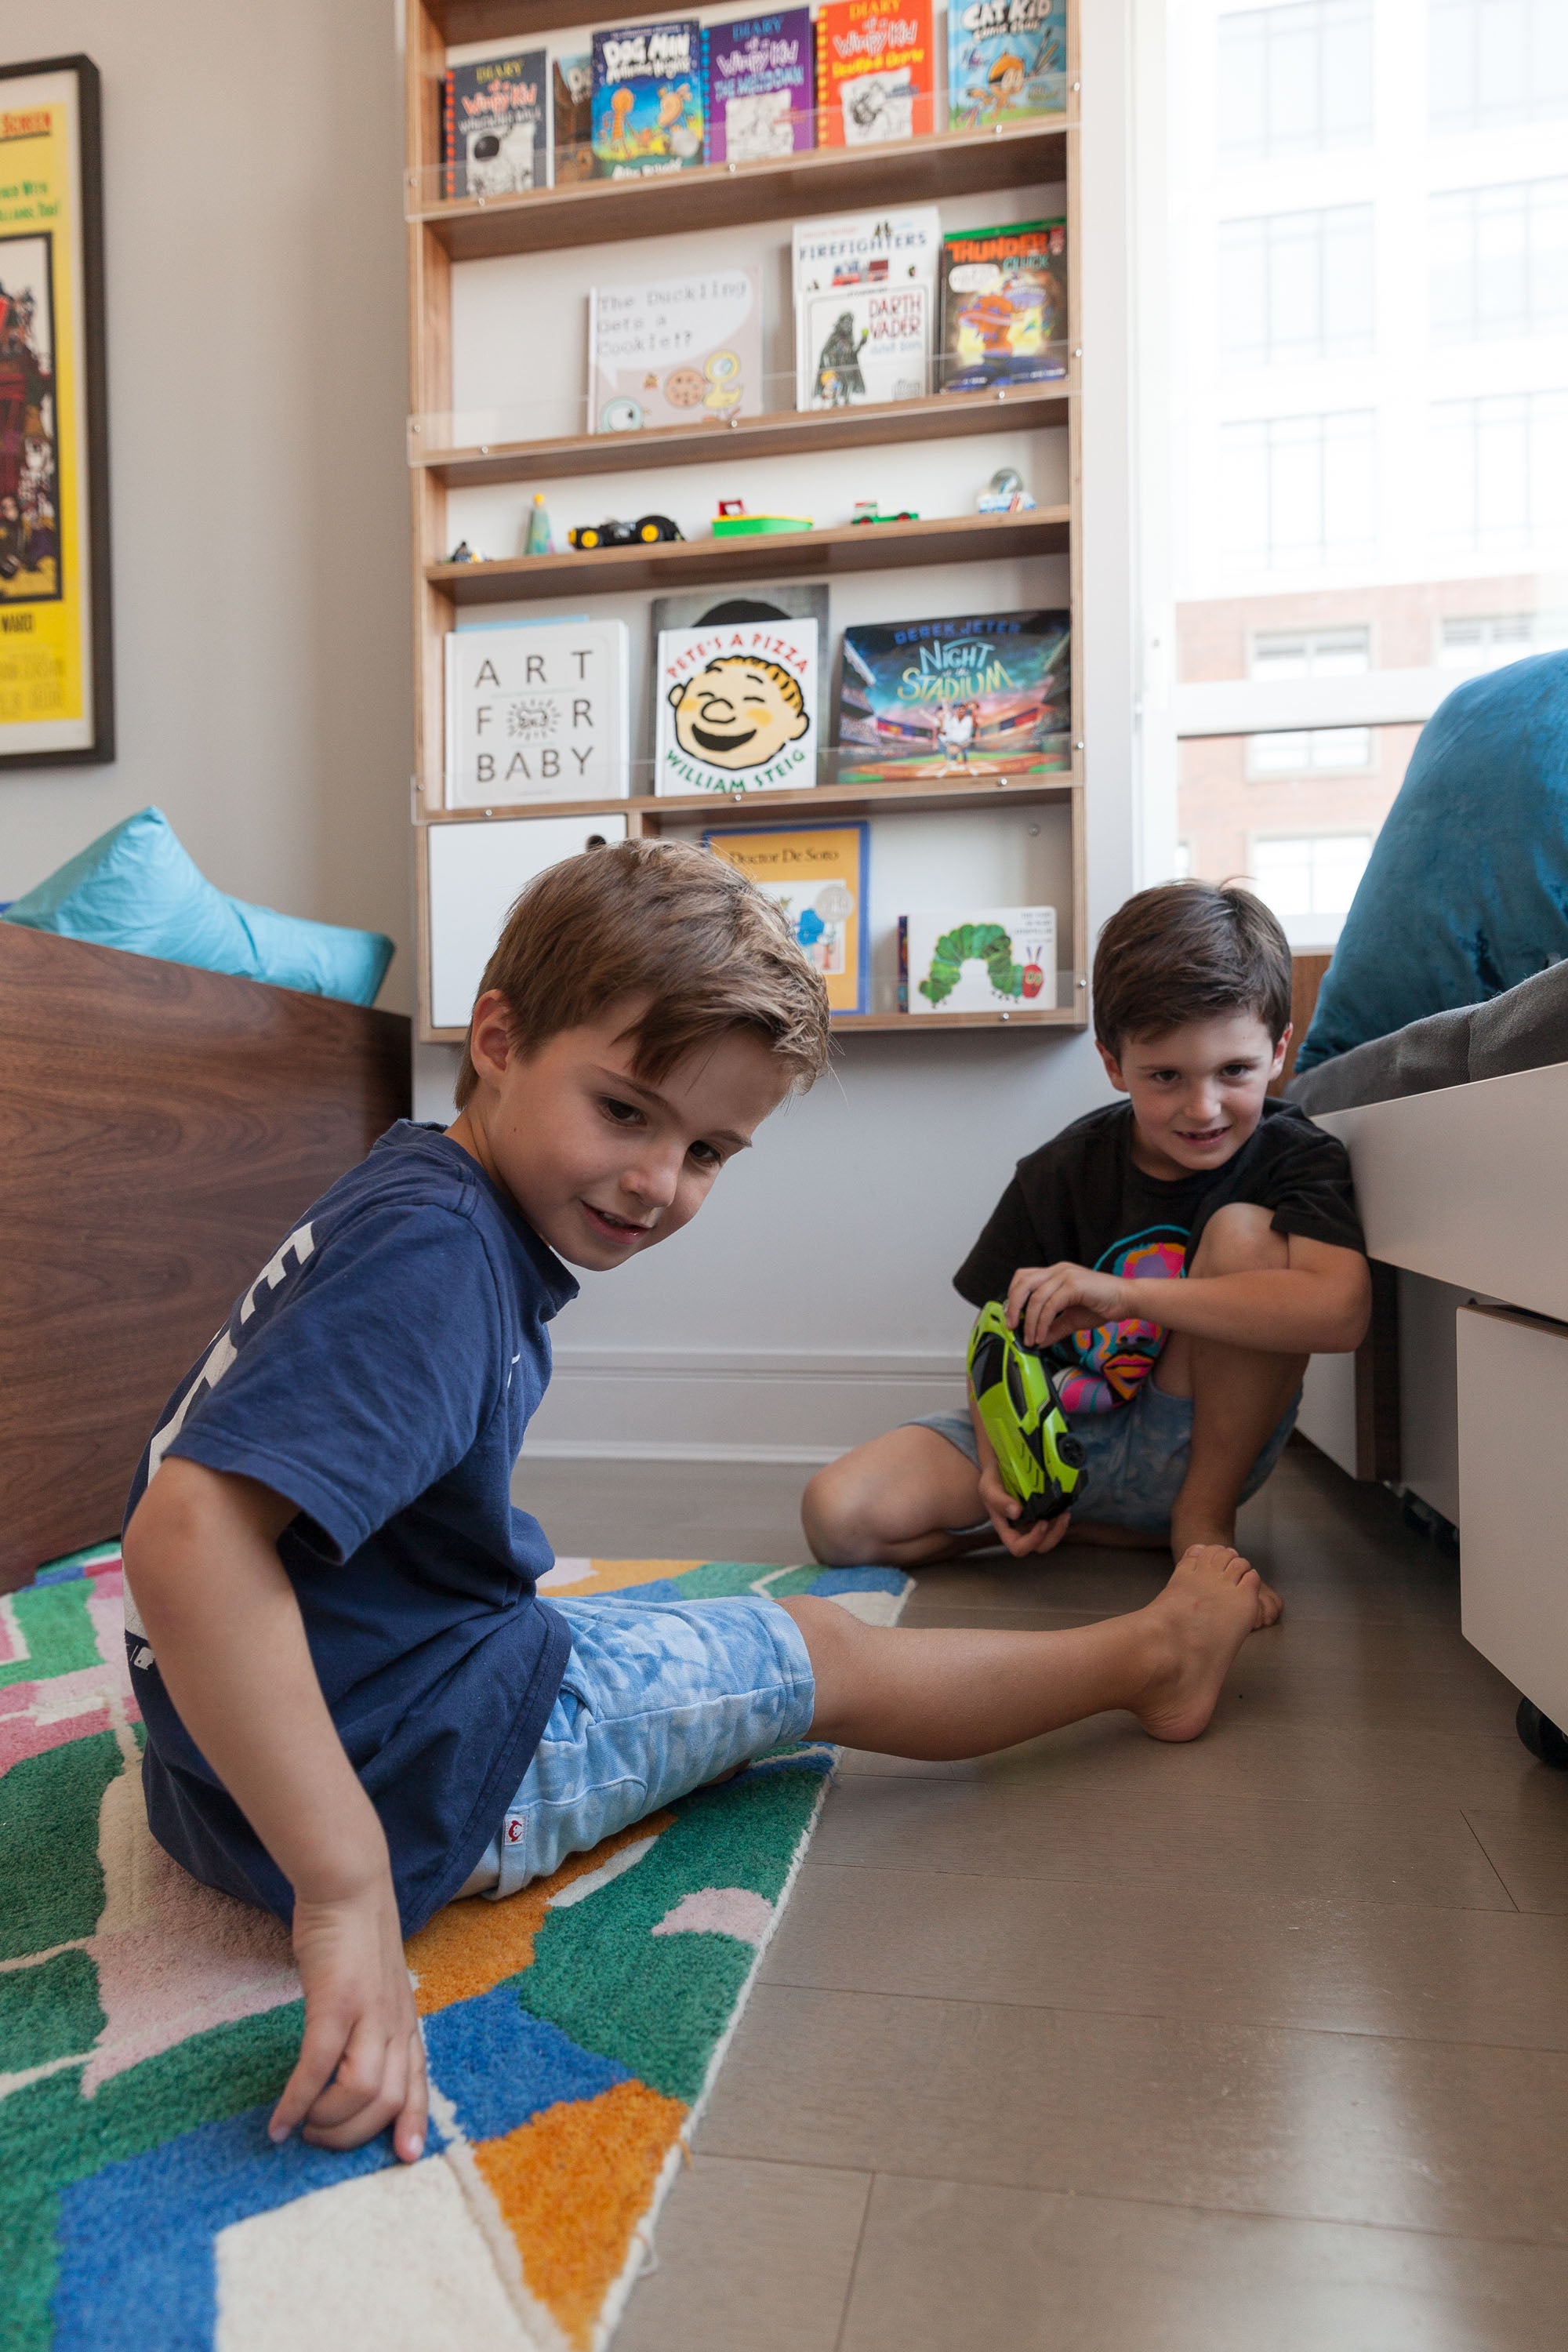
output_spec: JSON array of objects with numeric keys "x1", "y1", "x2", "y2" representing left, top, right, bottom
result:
[{"x1": 405, "y1": 0, "x2": 1086, "y2": 1047}]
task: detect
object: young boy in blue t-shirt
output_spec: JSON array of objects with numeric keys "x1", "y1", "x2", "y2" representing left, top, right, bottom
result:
[
  {"x1": 803, "y1": 880, "x2": 1370, "y2": 1615},
  {"x1": 124, "y1": 843, "x2": 1276, "y2": 2172}
]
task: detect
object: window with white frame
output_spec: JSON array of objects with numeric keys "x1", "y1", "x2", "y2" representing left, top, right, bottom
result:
[
  {"x1": 1428, "y1": 0, "x2": 1568, "y2": 132},
  {"x1": 1428, "y1": 390, "x2": 1568, "y2": 551},
  {"x1": 1218, "y1": 0, "x2": 1374, "y2": 162},
  {"x1": 1219, "y1": 205, "x2": 1376, "y2": 365},
  {"x1": 1438, "y1": 611, "x2": 1568, "y2": 666},
  {"x1": 1430, "y1": 180, "x2": 1568, "y2": 343},
  {"x1": 1173, "y1": 840, "x2": 1195, "y2": 877},
  {"x1": 1218, "y1": 411, "x2": 1377, "y2": 572},
  {"x1": 1250, "y1": 832, "x2": 1374, "y2": 915},
  {"x1": 1247, "y1": 626, "x2": 1374, "y2": 772}
]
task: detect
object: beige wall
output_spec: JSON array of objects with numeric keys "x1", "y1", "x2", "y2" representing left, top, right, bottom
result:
[{"x1": 0, "y1": 1, "x2": 413, "y2": 1010}]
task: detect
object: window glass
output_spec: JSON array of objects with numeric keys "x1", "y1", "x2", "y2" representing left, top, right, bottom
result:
[{"x1": 1170, "y1": 0, "x2": 1568, "y2": 922}]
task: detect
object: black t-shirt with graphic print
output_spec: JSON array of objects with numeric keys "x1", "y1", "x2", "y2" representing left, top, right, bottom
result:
[{"x1": 953, "y1": 1098, "x2": 1364, "y2": 1416}]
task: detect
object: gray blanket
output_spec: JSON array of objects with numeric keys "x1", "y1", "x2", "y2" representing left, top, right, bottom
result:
[{"x1": 1287, "y1": 956, "x2": 1568, "y2": 1116}]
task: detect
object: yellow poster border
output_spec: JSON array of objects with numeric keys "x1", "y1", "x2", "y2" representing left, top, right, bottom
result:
[{"x1": 0, "y1": 54, "x2": 111, "y2": 766}]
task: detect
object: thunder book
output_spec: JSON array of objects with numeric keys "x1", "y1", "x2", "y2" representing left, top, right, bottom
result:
[{"x1": 937, "y1": 219, "x2": 1069, "y2": 392}]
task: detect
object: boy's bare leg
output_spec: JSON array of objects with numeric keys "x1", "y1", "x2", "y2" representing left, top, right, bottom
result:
[
  {"x1": 1156, "y1": 1203, "x2": 1308, "y2": 1621},
  {"x1": 803, "y1": 1425, "x2": 993, "y2": 1566},
  {"x1": 782, "y1": 1543, "x2": 1263, "y2": 1752}
]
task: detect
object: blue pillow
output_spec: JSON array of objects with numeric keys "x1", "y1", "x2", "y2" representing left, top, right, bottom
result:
[
  {"x1": 1, "y1": 807, "x2": 394, "y2": 1007},
  {"x1": 1296, "y1": 650, "x2": 1568, "y2": 1072}
]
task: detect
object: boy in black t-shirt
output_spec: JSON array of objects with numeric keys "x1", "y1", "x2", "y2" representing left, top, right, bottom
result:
[{"x1": 804, "y1": 881, "x2": 1370, "y2": 1613}]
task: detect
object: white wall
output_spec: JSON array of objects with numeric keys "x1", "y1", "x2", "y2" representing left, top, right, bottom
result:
[
  {"x1": 0, "y1": 0, "x2": 414, "y2": 1011},
  {"x1": 416, "y1": 0, "x2": 1152, "y2": 1459}
]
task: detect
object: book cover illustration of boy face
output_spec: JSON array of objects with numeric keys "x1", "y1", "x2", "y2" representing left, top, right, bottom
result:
[
  {"x1": 839, "y1": 609, "x2": 1070, "y2": 779},
  {"x1": 592, "y1": 24, "x2": 705, "y2": 176},
  {"x1": 656, "y1": 615, "x2": 818, "y2": 793}
]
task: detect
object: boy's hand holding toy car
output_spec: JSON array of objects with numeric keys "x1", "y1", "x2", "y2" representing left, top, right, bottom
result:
[
  {"x1": 1005, "y1": 1260, "x2": 1131, "y2": 1351},
  {"x1": 967, "y1": 1300, "x2": 1087, "y2": 1559}
]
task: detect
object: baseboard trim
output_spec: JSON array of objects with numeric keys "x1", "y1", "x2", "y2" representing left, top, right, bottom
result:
[
  {"x1": 529, "y1": 1345, "x2": 966, "y2": 1459},
  {"x1": 524, "y1": 1437, "x2": 844, "y2": 1465}
]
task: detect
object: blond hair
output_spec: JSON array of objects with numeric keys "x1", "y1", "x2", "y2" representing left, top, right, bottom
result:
[
  {"x1": 679, "y1": 654, "x2": 806, "y2": 717},
  {"x1": 454, "y1": 837, "x2": 832, "y2": 1109}
]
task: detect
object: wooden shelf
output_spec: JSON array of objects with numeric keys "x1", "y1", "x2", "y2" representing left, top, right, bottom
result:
[
  {"x1": 423, "y1": 773, "x2": 1079, "y2": 826},
  {"x1": 430, "y1": 506, "x2": 1070, "y2": 604},
  {"x1": 833, "y1": 1005, "x2": 1085, "y2": 1031},
  {"x1": 411, "y1": 118, "x2": 1072, "y2": 261},
  {"x1": 415, "y1": 386, "x2": 1073, "y2": 488}
]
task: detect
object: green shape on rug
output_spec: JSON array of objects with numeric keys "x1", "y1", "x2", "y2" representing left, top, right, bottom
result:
[
  {"x1": 521, "y1": 1765, "x2": 825, "y2": 2104},
  {"x1": 0, "y1": 1948, "x2": 105, "y2": 2071},
  {"x1": 0, "y1": 2001, "x2": 302, "y2": 2201},
  {"x1": 0, "y1": 1732, "x2": 121, "y2": 1960},
  {"x1": 0, "y1": 2175, "x2": 60, "y2": 2352},
  {"x1": 0, "y1": 1578, "x2": 105, "y2": 1693}
]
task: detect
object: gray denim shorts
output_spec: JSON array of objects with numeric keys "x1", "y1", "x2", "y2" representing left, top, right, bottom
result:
[{"x1": 909, "y1": 1377, "x2": 1301, "y2": 1537}]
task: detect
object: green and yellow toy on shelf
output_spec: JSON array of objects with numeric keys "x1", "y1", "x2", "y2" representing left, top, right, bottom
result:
[{"x1": 966, "y1": 1301, "x2": 1087, "y2": 1525}]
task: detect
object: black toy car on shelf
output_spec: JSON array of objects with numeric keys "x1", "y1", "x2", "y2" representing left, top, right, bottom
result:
[{"x1": 568, "y1": 514, "x2": 684, "y2": 550}]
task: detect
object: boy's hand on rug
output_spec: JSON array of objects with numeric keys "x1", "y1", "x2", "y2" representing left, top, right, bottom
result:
[
  {"x1": 978, "y1": 1456, "x2": 1073, "y2": 1558},
  {"x1": 270, "y1": 1875, "x2": 428, "y2": 2164},
  {"x1": 1007, "y1": 1261, "x2": 1128, "y2": 1351}
]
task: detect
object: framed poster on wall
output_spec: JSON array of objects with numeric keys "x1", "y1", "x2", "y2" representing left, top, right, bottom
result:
[{"x1": 0, "y1": 56, "x2": 111, "y2": 766}]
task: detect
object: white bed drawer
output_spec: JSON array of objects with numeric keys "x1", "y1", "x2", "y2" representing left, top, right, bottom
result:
[
  {"x1": 1315, "y1": 1062, "x2": 1568, "y2": 1321},
  {"x1": 1456, "y1": 1304, "x2": 1568, "y2": 1722}
]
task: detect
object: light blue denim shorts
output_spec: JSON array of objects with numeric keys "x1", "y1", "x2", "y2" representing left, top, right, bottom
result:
[
  {"x1": 462, "y1": 1593, "x2": 817, "y2": 1900},
  {"x1": 910, "y1": 1377, "x2": 1301, "y2": 1538}
]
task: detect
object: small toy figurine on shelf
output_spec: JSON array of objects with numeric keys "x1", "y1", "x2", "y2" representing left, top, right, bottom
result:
[
  {"x1": 977, "y1": 466, "x2": 1036, "y2": 515},
  {"x1": 711, "y1": 499, "x2": 813, "y2": 537},
  {"x1": 445, "y1": 539, "x2": 480, "y2": 563},
  {"x1": 568, "y1": 514, "x2": 684, "y2": 550},
  {"x1": 524, "y1": 492, "x2": 554, "y2": 556},
  {"x1": 850, "y1": 499, "x2": 919, "y2": 525}
]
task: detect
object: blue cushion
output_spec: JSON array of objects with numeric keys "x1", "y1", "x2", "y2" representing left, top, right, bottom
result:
[
  {"x1": 1296, "y1": 650, "x2": 1568, "y2": 1073},
  {"x1": 1, "y1": 808, "x2": 394, "y2": 1007}
]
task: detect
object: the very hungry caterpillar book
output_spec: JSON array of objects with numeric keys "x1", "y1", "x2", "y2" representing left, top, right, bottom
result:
[
  {"x1": 707, "y1": 9, "x2": 816, "y2": 162},
  {"x1": 837, "y1": 608, "x2": 1071, "y2": 779},
  {"x1": 899, "y1": 905, "x2": 1058, "y2": 1011},
  {"x1": 592, "y1": 20, "x2": 705, "y2": 177}
]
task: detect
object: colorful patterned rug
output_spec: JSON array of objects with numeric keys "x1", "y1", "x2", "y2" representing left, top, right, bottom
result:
[{"x1": 0, "y1": 1544, "x2": 908, "y2": 2351}]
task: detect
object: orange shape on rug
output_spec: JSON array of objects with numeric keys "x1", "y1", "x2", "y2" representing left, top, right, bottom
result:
[
  {"x1": 405, "y1": 1811, "x2": 676, "y2": 2014},
  {"x1": 474, "y1": 2078, "x2": 688, "y2": 2351}
]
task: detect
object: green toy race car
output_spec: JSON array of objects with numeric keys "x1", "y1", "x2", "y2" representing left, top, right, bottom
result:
[{"x1": 967, "y1": 1300, "x2": 1087, "y2": 1526}]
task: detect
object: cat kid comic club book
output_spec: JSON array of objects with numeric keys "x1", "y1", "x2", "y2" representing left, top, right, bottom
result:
[
  {"x1": 838, "y1": 608, "x2": 1071, "y2": 779},
  {"x1": 591, "y1": 20, "x2": 706, "y2": 177},
  {"x1": 946, "y1": 0, "x2": 1068, "y2": 130}
]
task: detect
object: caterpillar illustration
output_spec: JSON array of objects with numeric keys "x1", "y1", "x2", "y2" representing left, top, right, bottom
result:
[{"x1": 919, "y1": 922, "x2": 1023, "y2": 1005}]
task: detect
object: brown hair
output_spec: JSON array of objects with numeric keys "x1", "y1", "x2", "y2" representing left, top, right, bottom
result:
[
  {"x1": 1092, "y1": 879, "x2": 1292, "y2": 1054},
  {"x1": 454, "y1": 837, "x2": 832, "y2": 1109}
]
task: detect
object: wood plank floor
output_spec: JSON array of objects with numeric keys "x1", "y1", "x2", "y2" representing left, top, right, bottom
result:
[{"x1": 514, "y1": 1443, "x2": 1568, "y2": 2350}]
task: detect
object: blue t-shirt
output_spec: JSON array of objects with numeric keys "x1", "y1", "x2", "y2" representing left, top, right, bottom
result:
[{"x1": 123, "y1": 1121, "x2": 577, "y2": 1934}]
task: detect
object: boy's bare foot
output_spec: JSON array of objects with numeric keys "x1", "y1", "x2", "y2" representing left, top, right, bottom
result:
[
  {"x1": 1171, "y1": 1519, "x2": 1283, "y2": 1626},
  {"x1": 1133, "y1": 1544, "x2": 1263, "y2": 1743}
]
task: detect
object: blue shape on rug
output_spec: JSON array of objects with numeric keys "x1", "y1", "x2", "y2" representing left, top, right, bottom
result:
[
  {"x1": 807, "y1": 1567, "x2": 906, "y2": 1595},
  {"x1": 423, "y1": 1985, "x2": 630, "y2": 2143},
  {"x1": 53, "y1": 2108, "x2": 416, "y2": 2350}
]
